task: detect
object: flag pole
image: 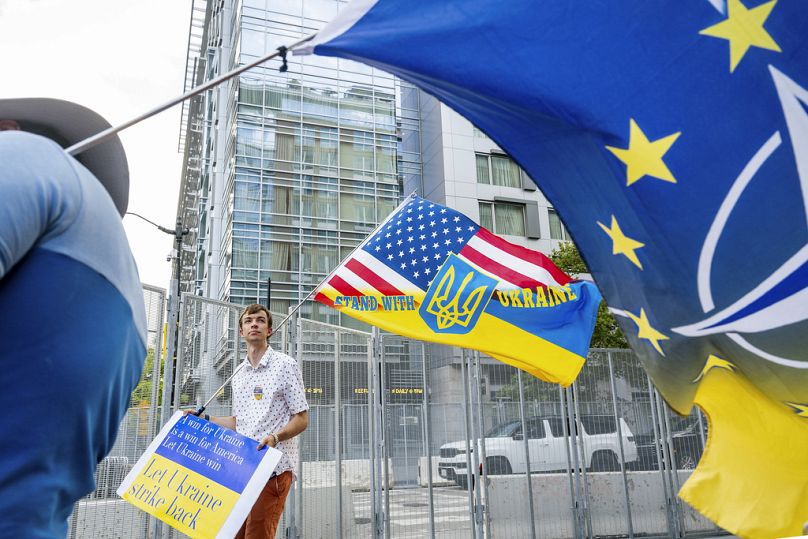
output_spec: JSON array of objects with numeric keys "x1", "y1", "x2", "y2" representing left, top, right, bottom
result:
[
  {"x1": 193, "y1": 192, "x2": 418, "y2": 416},
  {"x1": 66, "y1": 34, "x2": 315, "y2": 157}
]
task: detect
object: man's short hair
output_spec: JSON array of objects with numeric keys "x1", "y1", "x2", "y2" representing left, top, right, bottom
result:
[{"x1": 239, "y1": 304, "x2": 272, "y2": 329}]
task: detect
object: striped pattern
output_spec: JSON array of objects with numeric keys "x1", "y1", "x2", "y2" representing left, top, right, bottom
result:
[
  {"x1": 315, "y1": 196, "x2": 570, "y2": 305},
  {"x1": 462, "y1": 228, "x2": 570, "y2": 289}
]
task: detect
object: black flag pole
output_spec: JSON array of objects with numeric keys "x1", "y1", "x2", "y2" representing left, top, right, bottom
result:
[{"x1": 66, "y1": 35, "x2": 314, "y2": 157}]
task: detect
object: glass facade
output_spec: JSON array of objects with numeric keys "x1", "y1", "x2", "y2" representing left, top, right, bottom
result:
[{"x1": 188, "y1": 0, "x2": 420, "y2": 326}]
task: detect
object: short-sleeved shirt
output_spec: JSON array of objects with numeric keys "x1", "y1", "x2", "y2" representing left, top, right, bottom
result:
[
  {"x1": 0, "y1": 132, "x2": 146, "y2": 537},
  {"x1": 232, "y1": 346, "x2": 309, "y2": 476}
]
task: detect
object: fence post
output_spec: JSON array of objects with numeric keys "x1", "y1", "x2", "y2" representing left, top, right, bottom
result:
[
  {"x1": 334, "y1": 329, "x2": 343, "y2": 539},
  {"x1": 564, "y1": 385, "x2": 586, "y2": 539},
  {"x1": 369, "y1": 327, "x2": 387, "y2": 539},
  {"x1": 646, "y1": 376, "x2": 678, "y2": 538},
  {"x1": 420, "y1": 342, "x2": 436, "y2": 539},
  {"x1": 660, "y1": 398, "x2": 686, "y2": 537},
  {"x1": 295, "y1": 312, "x2": 304, "y2": 539},
  {"x1": 459, "y1": 349, "x2": 477, "y2": 539},
  {"x1": 467, "y1": 352, "x2": 484, "y2": 539},
  {"x1": 377, "y1": 331, "x2": 391, "y2": 539},
  {"x1": 517, "y1": 370, "x2": 537, "y2": 539},
  {"x1": 607, "y1": 351, "x2": 634, "y2": 538},
  {"x1": 571, "y1": 381, "x2": 594, "y2": 538},
  {"x1": 559, "y1": 385, "x2": 579, "y2": 539},
  {"x1": 473, "y1": 352, "x2": 491, "y2": 539}
]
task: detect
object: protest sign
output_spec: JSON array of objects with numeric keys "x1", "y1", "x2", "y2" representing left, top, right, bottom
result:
[{"x1": 117, "y1": 411, "x2": 280, "y2": 538}]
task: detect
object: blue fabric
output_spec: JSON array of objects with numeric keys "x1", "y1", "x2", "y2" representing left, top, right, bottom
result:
[
  {"x1": 0, "y1": 132, "x2": 146, "y2": 537},
  {"x1": 312, "y1": 0, "x2": 808, "y2": 413}
]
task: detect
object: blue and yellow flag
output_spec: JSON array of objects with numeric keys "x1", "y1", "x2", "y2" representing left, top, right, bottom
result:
[
  {"x1": 301, "y1": 1, "x2": 808, "y2": 536},
  {"x1": 314, "y1": 195, "x2": 602, "y2": 386}
]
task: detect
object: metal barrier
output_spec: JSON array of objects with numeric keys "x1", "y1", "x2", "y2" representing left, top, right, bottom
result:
[{"x1": 68, "y1": 291, "x2": 725, "y2": 539}]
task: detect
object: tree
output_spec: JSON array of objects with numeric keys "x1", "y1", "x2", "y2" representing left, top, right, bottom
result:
[
  {"x1": 131, "y1": 348, "x2": 163, "y2": 406},
  {"x1": 549, "y1": 242, "x2": 628, "y2": 349}
]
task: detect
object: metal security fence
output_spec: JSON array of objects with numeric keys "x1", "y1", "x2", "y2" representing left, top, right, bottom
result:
[{"x1": 69, "y1": 292, "x2": 726, "y2": 539}]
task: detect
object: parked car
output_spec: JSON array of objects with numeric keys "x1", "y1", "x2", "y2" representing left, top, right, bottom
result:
[
  {"x1": 438, "y1": 415, "x2": 638, "y2": 488},
  {"x1": 633, "y1": 415, "x2": 707, "y2": 470}
]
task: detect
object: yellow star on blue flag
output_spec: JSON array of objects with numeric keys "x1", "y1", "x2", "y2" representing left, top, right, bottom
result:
[{"x1": 304, "y1": 1, "x2": 808, "y2": 536}]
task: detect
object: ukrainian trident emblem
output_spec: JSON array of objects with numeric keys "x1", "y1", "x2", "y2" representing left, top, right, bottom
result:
[{"x1": 420, "y1": 254, "x2": 496, "y2": 334}]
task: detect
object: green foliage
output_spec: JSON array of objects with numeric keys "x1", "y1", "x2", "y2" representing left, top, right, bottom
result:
[
  {"x1": 131, "y1": 348, "x2": 163, "y2": 406},
  {"x1": 549, "y1": 242, "x2": 628, "y2": 349},
  {"x1": 548, "y1": 241, "x2": 589, "y2": 275}
]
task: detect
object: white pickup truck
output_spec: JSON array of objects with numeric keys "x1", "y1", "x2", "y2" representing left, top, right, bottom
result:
[{"x1": 438, "y1": 415, "x2": 638, "y2": 487}]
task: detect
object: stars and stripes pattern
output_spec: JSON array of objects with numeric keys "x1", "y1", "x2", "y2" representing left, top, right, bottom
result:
[{"x1": 314, "y1": 195, "x2": 571, "y2": 307}]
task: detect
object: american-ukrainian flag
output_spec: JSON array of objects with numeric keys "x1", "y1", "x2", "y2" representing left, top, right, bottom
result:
[{"x1": 314, "y1": 195, "x2": 602, "y2": 386}]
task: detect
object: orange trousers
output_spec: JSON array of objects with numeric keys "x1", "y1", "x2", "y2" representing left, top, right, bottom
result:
[{"x1": 234, "y1": 471, "x2": 293, "y2": 539}]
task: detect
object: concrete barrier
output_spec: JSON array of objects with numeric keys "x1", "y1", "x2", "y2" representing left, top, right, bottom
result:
[
  {"x1": 302, "y1": 459, "x2": 395, "y2": 490},
  {"x1": 73, "y1": 487, "x2": 356, "y2": 539},
  {"x1": 487, "y1": 471, "x2": 716, "y2": 538},
  {"x1": 417, "y1": 456, "x2": 454, "y2": 487}
]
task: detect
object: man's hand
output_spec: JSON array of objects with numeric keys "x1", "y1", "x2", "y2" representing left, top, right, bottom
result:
[
  {"x1": 257, "y1": 432, "x2": 279, "y2": 450},
  {"x1": 256, "y1": 411, "x2": 308, "y2": 450}
]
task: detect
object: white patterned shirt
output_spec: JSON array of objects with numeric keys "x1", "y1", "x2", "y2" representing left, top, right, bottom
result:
[{"x1": 233, "y1": 346, "x2": 308, "y2": 476}]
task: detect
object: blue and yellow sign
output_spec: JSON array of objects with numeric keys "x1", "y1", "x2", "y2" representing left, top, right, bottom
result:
[{"x1": 118, "y1": 412, "x2": 280, "y2": 539}]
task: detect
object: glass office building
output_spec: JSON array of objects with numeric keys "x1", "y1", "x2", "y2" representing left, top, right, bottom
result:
[{"x1": 177, "y1": 0, "x2": 421, "y2": 328}]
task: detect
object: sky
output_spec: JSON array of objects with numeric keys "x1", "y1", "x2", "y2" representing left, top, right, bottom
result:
[{"x1": 0, "y1": 0, "x2": 193, "y2": 291}]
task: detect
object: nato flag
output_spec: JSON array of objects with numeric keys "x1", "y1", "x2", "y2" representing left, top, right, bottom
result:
[{"x1": 300, "y1": 1, "x2": 808, "y2": 536}]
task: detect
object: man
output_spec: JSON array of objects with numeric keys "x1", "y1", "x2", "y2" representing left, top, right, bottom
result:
[
  {"x1": 202, "y1": 304, "x2": 308, "y2": 538},
  {"x1": 0, "y1": 98, "x2": 146, "y2": 537}
]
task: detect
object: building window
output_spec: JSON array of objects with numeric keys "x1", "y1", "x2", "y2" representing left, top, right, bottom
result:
[
  {"x1": 548, "y1": 208, "x2": 569, "y2": 240},
  {"x1": 479, "y1": 201, "x2": 526, "y2": 236},
  {"x1": 479, "y1": 202, "x2": 493, "y2": 230},
  {"x1": 475, "y1": 154, "x2": 521, "y2": 188},
  {"x1": 475, "y1": 154, "x2": 491, "y2": 184},
  {"x1": 491, "y1": 155, "x2": 520, "y2": 187},
  {"x1": 473, "y1": 126, "x2": 489, "y2": 139},
  {"x1": 475, "y1": 154, "x2": 490, "y2": 184}
]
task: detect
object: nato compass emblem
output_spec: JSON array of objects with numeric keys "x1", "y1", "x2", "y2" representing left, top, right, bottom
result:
[
  {"x1": 673, "y1": 66, "x2": 808, "y2": 370},
  {"x1": 420, "y1": 254, "x2": 496, "y2": 334}
]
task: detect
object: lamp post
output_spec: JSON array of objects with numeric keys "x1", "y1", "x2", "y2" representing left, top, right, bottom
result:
[{"x1": 126, "y1": 212, "x2": 190, "y2": 423}]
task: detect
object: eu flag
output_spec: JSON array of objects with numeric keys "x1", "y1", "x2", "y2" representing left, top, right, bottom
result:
[{"x1": 300, "y1": 1, "x2": 808, "y2": 536}]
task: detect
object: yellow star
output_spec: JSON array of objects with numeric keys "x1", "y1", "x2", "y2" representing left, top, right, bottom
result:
[
  {"x1": 597, "y1": 216, "x2": 645, "y2": 269},
  {"x1": 786, "y1": 403, "x2": 808, "y2": 418},
  {"x1": 625, "y1": 308, "x2": 669, "y2": 356},
  {"x1": 693, "y1": 354, "x2": 736, "y2": 382},
  {"x1": 606, "y1": 119, "x2": 681, "y2": 186},
  {"x1": 700, "y1": 0, "x2": 781, "y2": 73}
]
